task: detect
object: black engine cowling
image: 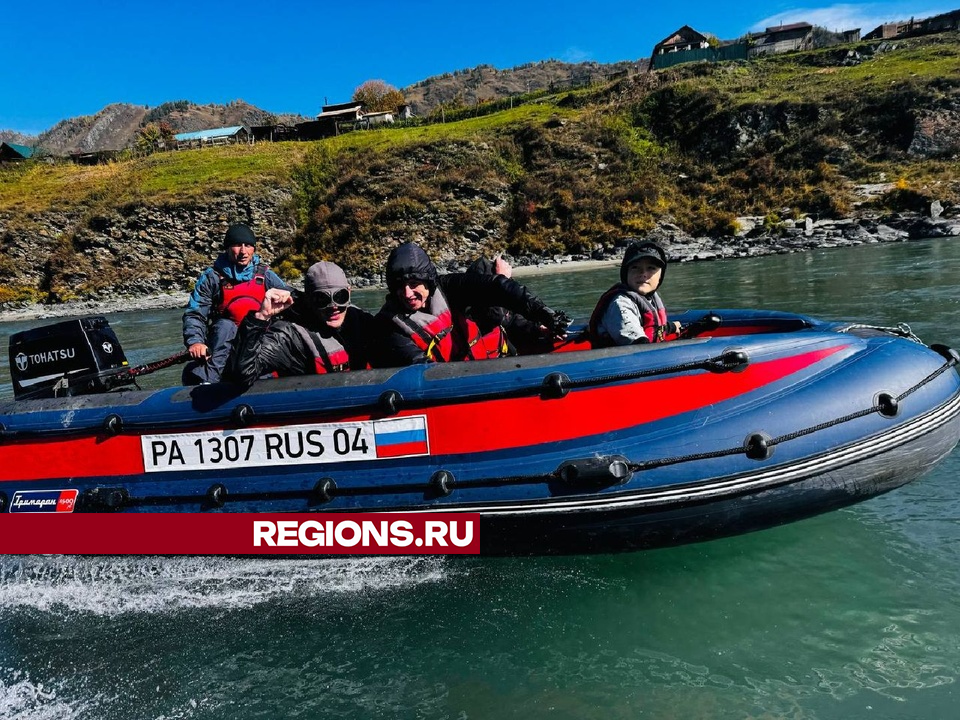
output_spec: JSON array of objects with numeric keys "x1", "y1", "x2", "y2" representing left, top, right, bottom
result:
[{"x1": 9, "y1": 316, "x2": 133, "y2": 400}]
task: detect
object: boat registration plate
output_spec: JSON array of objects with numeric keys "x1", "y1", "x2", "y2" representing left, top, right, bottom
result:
[{"x1": 140, "y1": 416, "x2": 429, "y2": 472}]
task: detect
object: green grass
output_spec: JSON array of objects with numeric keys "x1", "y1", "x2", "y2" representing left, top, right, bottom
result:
[
  {"x1": 0, "y1": 102, "x2": 580, "y2": 215},
  {"x1": 663, "y1": 33, "x2": 960, "y2": 106},
  {"x1": 0, "y1": 143, "x2": 307, "y2": 213}
]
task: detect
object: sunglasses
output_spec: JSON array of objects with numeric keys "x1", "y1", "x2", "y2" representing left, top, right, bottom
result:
[{"x1": 313, "y1": 288, "x2": 350, "y2": 308}]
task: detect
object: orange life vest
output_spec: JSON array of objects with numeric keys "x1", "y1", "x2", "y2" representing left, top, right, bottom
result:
[
  {"x1": 389, "y1": 289, "x2": 508, "y2": 362},
  {"x1": 218, "y1": 265, "x2": 268, "y2": 324},
  {"x1": 588, "y1": 284, "x2": 669, "y2": 346},
  {"x1": 290, "y1": 324, "x2": 351, "y2": 374}
]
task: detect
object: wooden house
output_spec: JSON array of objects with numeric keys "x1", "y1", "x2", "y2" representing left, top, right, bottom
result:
[
  {"x1": 0, "y1": 142, "x2": 34, "y2": 162},
  {"x1": 748, "y1": 22, "x2": 814, "y2": 56},
  {"x1": 173, "y1": 126, "x2": 250, "y2": 149},
  {"x1": 651, "y1": 26, "x2": 710, "y2": 68},
  {"x1": 651, "y1": 26, "x2": 747, "y2": 70},
  {"x1": 297, "y1": 102, "x2": 364, "y2": 139},
  {"x1": 250, "y1": 124, "x2": 298, "y2": 143},
  {"x1": 864, "y1": 9, "x2": 960, "y2": 40}
]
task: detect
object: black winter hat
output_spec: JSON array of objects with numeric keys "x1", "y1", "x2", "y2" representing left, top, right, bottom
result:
[
  {"x1": 224, "y1": 223, "x2": 257, "y2": 248},
  {"x1": 620, "y1": 240, "x2": 667, "y2": 285},
  {"x1": 385, "y1": 242, "x2": 438, "y2": 293}
]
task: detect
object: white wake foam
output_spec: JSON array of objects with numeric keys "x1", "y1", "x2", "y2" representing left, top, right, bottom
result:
[
  {"x1": 0, "y1": 668, "x2": 100, "y2": 720},
  {"x1": 0, "y1": 555, "x2": 448, "y2": 616}
]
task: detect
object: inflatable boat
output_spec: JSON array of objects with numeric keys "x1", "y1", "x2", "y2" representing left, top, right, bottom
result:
[{"x1": 1, "y1": 309, "x2": 958, "y2": 554}]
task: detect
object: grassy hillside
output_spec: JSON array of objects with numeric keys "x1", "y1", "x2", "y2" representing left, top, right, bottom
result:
[{"x1": 1, "y1": 32, "x2": 958, "y2": 298}]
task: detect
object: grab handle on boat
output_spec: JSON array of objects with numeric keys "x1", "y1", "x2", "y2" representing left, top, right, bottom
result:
[
  {"x1": 379, "y1": 390, "x2": 403, "y2": 415},
  {"x1": 707, "y1": 349, "x2": 749, "y2": 373},
  {"x1": 876, "y1": 393, "x2": 900, "y2": 418},
  {"x1": 313, "y1": 478, "x2": 337, "y2": 504},
  {"x1": 556, "y1": 456, "x2": 632, "y2": 487},
  {"x1": 102, "y1": 413, "x2": 123, "y2": 435},
  {"x1": 678, "y1": 313, "x2": 723, "y2": 339},
  {"x1": 232, "y1": 404, "x2": 255, "y2": 426},
  {"x1": 206, "y1": 483, "x2": 228, "y2": 509},
  {"x1": 81, "y1": 487, "x2": 130, "y2": 512},
  {"x1": 542, "y1": 372, "x2": 570, "y2": 399},
  {"x1": 744, "y1": 432, "x2": 774, "y2": 460},
  {"x1": 930, "y1": 344, "x2": 960, "y2": 366},
  {"x1": 430, "y1": 470, "x2": 455, "y2": 497}
]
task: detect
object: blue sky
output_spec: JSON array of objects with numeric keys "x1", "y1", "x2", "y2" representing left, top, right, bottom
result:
[{"x1": 2, "y1": 1, "x2": 953, "y2": 135}]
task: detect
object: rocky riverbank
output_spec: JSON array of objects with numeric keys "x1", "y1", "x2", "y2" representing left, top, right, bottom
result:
[{"x1": 1, "y1": 207, "x2": 956, "y2": 324}]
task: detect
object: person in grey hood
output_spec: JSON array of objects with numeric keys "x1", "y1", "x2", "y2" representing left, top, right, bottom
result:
[{"x1": 227, "y1": 261, "x2": 380, "y2": 385}]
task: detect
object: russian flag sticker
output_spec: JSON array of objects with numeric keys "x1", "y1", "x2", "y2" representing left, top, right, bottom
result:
[{"x1": 373, "y1": 416, "x2": 430, "y2": 459}]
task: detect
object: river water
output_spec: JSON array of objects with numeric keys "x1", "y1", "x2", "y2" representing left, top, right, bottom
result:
[{"x1": 0, "y1": 238, "x2": 958, "y2": 719}]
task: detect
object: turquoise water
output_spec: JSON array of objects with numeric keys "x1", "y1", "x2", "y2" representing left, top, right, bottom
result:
[{"x1": 0, "y1": 239, "x2": 959, "y2": 719}]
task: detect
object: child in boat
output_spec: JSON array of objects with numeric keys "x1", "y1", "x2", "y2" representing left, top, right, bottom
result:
[{"x1": 588, "y1": 240, "x2": 680, "y2": 346}]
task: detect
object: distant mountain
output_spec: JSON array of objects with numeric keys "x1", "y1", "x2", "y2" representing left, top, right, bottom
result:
[
  {"x1": 33, "y1": 100, "x2": 310, "y2": 156},
  {"x1": 2, "y1": 59, "x2": 645, "y2": 155},
  {"x1": 400, "y1": 59, "x2": 644, "y2": 115},
  {"x1": 0, "y1": 130, "x2": 36, "y2": 146}
]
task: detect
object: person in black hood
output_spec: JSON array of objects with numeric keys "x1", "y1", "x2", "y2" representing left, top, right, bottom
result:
[
  {"x1": 588, "y1": 240, "x2": 680, "y2": 346},
  {"x1": 375, "y1": 242, "x2": 570, "y2": 366}
]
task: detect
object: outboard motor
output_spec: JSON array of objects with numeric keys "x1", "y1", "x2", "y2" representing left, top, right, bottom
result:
[{"x1": 9, "y1": 316, "x2": 134, "y2": 400}]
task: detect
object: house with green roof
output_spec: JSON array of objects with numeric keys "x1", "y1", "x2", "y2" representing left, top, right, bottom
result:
[{"x1": 0, "y1": 142, "x2": 35, "y2": 162}]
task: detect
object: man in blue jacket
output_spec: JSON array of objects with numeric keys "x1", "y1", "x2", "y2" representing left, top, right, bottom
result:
[{"x1": 181, "y1": 223, "x2": 287, "y2": 384}]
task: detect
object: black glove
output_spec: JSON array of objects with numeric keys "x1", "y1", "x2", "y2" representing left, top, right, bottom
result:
[{"x1": 535, "y1": 306, "x2": 571, "y2": 338}]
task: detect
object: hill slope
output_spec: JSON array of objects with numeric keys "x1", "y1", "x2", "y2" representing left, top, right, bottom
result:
[
  {"x1": 0, "y1": 33, "x2": 958, "y2": 306},
  {"x1": 401, "y1": 59, "x2": 643, "y2": 115},
  {"x1": 6, "y1": 59, "x2": 638, "y2": 154}
]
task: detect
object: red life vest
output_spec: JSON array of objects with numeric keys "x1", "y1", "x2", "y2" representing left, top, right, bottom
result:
[
  {"x1": 389, "y1": 289, "x2": 508, "y2": 362},
  {"x1": 218, "y1": 264, "x2": 268, "y2": 324},
  {"x1": 290, "y1": 324, "x2": 351, "y2": 374},
  {"x1": 588, "y1": 284, "x2": 669, "y2": 346}
]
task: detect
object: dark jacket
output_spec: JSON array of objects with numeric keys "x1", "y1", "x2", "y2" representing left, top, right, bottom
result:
[
  {"x1": 227, "y1": 302, "x2": 379, "y2": 386},
  {"x1": 465, "y1": 258, "x2": 554, "y2": 355},
  {"x1": 375, "y1": 272, "x2": 556, "y2": 367}
]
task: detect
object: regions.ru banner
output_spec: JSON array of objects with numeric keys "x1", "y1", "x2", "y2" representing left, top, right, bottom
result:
[{"x1": 0, "y1": 513, "x2": 480, "y2": 555}]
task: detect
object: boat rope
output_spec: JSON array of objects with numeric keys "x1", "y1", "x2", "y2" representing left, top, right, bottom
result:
[
  {"x1": 381, "y1": 349, "x2": 749, "y2": 410},
  {"x1": 629, "y1": 355, "x2": 958, "y2": 471},
  {"x1": 76, "y1": 353, "x2": 959, "y2": 513},
  {"x1": 838, "y1": 322, "x2": 923, "y2": 343},
  {"x1": 0, "y1": 348, "x2": 751, "y2": 439}
]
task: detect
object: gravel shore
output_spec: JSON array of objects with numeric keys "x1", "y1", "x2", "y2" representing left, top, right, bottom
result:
[
  {"x1": 2, "y1": 214, "x2": 956, "y2": 324},
  {"x1": 0, "y1": 258, "x2": 622, "y2": 324}
]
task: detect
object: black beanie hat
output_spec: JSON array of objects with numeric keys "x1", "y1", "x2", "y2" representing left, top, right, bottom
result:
[
  {"x1": 620, "y1": 240, "x2": 667, "y2": 285},
  {"x1": 224, "y1": 223, "x2": 256, "y2": 248},
  {"x1": 385, "y1": 242, "x2": 438, "y2": 293}
]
